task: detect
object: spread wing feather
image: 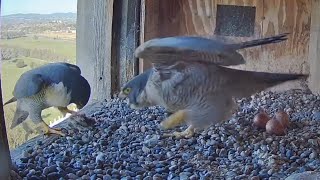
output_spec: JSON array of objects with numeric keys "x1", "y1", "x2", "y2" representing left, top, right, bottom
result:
[{"x1": 135, "y1": 33, "x2": 289, "y2": 68}]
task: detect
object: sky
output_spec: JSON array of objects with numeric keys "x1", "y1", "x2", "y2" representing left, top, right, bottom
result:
[{"x1": 1, "y1": 0, "x2": 77, "y2": 16}]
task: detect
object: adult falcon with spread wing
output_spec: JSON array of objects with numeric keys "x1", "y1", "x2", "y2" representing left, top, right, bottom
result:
[
  {"x1": 4, "y1": 62, "x2": 91, "y2": 136},
  {"x1": 119, "y1": 33, "x2": 308, "y2": 138}
]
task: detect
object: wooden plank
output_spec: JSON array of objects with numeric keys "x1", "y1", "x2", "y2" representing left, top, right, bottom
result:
[
  {"x1": 308, "y1": 0, "x2": 320, "y2": 94},
  {"x1": 139, "y1": 0, "x2": 146, "y2": 74},
  {"x1": 141, "y1": 0, "x2": 161, "y2": 71},
  {"x1": 111, "y1": 0, "x2": 141, "y2": 89},
  {"x1": 260, "y1": 0, "x2": 311, "y2": 74},
  {"x1": 0, "y1": 50, "x2": 12, "y2": 180},
  {"x1": 76, "y1": 0, "x2": 115, "y2": 101},
  {"x1": 0, "y1": 0, "x2": 13, "y2": 177}
]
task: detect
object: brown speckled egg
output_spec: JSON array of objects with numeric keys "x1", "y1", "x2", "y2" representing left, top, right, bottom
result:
[
  {"x1": 275, "y1": 110, "x2": 290, "y2": 128},
  {"x1": 266, "y1": 118, "x2": 286, "y2": 136},
  {"x1": 253, "y1": 110, "x2": 270, "y2": 129}
]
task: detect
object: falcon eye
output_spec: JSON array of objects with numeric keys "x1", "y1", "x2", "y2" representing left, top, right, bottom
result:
[{"x1": 123, "y1": 88, "x2": 131, "y2": 95}]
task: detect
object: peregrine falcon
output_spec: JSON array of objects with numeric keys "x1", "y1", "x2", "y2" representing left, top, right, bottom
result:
[
  {"x1": 119, "y1": 33, "x2": 308, "y2": 138},
  {"x1": 4, "y1": 62, "x2": 91, "y2": 136}
]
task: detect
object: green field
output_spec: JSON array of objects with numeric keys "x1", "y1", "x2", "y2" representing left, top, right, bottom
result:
[
  {"x1": 1, "y1": 36, "x2": 76, "y2": 60},
  {"x1": 1, "y1": 36, "x2": 76, "y2": 149}
]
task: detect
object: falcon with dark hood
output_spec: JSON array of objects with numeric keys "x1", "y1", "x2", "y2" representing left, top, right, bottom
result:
[
  {"x1": 4, "y1": 62, "x2": 91, "y2": 136},
  {"x1": 119, "y1": 33, "x2": 308, "y2": 139}
]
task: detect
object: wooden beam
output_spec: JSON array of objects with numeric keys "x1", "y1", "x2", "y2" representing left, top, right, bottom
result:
[
  {"x1": 139, "y1": 0, "x2": 146, "y2": 74},
  {"x1": 0, "y1": 44, "x2": 12, "y2": 180},
  {"x1": 76, "y1": 0, "x2": 115, "y2": 101},
  {"x1": 308, "y1": 0, "x2": 320, "y2": 94},
  {"x1": 111, "y1": 0, "x2": 141, "y2": 91},
  {"x1": 0, "y1": 75, "x2": 12, "y2": 180},
  {"x1": 0, "y1": 0, "x2": 13, "y2": 177}
]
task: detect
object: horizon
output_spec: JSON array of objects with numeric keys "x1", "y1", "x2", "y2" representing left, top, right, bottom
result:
[
  {"x1": 1, "y1": 0, "x2": 77, "y2": 16},
  {"x1": 1, "y1": 12, "x2": 77, "y2": 17}
]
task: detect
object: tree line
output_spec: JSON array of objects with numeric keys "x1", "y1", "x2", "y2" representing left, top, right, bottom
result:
[{"x1": 1, "y1": 47, "x2": 69, "y2": 62}]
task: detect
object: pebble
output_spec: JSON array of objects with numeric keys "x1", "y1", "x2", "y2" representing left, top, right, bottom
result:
[
  {"x1": 179, "y1": 172, "x2": 191, "y2": 180},
  {"x1": 95, "y1": 152, "x2": 105, "y2": 164},
  {"x1": 47, "y1": 172, "x2": 61, "y2": 179},
  {"x1": 43, "y1": 165, "x2": 57, "y2": 175},
  {"x1": 67, "y1": 173, "x2": 79, "y2": 179},
  {"x1": 309, "y1": 152, "x2": 317, "y2": 159},
  {"x1": 103, "y1": 175, "x2": 112, "y2": 180}
]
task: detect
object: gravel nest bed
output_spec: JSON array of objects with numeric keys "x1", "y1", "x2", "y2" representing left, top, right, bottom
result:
[{"x1": 13, "y1": 89, "x2": 320, "y2": 180}]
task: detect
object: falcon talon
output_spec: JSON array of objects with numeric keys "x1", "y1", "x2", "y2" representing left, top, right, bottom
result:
[
  {"x1": 161, "y1": 133, "x2": 179, "y2": 139},
  {"x1": 40, "y1": 122, "x2": 66, "y2": 136},
  {"x1": 162, "y1": 125, "x2": 195, "y2": 139},
  {"x1": 57, "y1": 106, "x2": 77, "y2": 117},
  {"x1": 44, "y1": 128, "x2": 66, "y2": 137},
  {"x1": 160, "y1": 110, "x2": 187, "y2": 129},
  {"x1": 163, "y1": 131, "x2": 194, "y2": 139}
]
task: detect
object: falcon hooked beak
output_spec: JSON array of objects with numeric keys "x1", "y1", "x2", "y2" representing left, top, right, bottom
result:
[{"x1": 118, "y1": 90, "x2": 127, "y2": 99}]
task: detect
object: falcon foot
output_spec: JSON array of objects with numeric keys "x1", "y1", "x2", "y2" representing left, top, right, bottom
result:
[
  {"x1": 57, "y1": 107, "x2": 77, "y2": 117},
  {"x1": 39, "y1": 122, "x2": 66, "y2": 136},
  {"x1": 163, "y1": 125, "x2": 195, "y2": 139},
  {"x1": 160, "y1": 110, "x2": 187, "y2": 129}
]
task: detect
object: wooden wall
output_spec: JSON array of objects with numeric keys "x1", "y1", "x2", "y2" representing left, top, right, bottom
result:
[
  {"x1": 0, "y1": 0, "x2": 13, "y2": 177},
  {"x1": 77, "y1": 0, "x2": 141, "y2": 101},
  {"x1": 0, "y1": 78, "x2": 12, "y2": 179},
  {"x1": 0, "y1": 52, "x2": 12, "y2": 179},
  {"x1": 77, "y1": 0, "x2": 115, "y2": 102},
  {"x1": 308, "y1": 0, "x2": 320, "y2": 94},
  {"x1": 140, "y1": 0, "x2": 311, "y2": 75}
]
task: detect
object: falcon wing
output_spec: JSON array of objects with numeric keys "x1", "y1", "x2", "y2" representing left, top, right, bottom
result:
[
  {"x1": 59, "y1": 62, "x2": 82, "y2": 75},
  {"x1": 13, "y1": 73, "x2": 48, "y2": 99},
  {"x1": 134, "y1": 33, "x2": 289, "y2": 68}
]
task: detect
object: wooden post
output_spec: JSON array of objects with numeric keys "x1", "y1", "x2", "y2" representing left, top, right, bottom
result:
[
  {"x1": 309, "y1": 0, "x2": 320, "y2": 94},
  {"x1": 76, "y1": 0, "x2": 115, "y2": 101},
  {"x1": 111, "y1": 0, "x2": 141, "y2": 90},
  {"x1": 77, "y1": 0, "x2": 142, "y2": 100},
  {"x1": 139, "y1": 0, "x2": 146, "y2": 74},
  {"x1": 0, "y1": 78, "x2": 12, "y2": 180},
  {"x1": 0, "y1": 1, "x2": 13, "y2": 176}
]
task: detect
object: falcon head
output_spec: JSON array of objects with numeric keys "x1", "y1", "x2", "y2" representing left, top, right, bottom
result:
[{"x1": 118, "y1": 69, "x2": 153, "y2": 109}]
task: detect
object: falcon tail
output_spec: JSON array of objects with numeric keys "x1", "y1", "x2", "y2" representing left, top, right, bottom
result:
[
  {"x1": 3, "y1": 97, "x2": 17, "y2": 106},
  {"x1": 10, "y1": 107, "x2": 29, "y2": 129},
  {"x1": 252, "y1": 72, "x2": 307, "y2": 86},
  {"x1": 228, "y1": 69, "x2": 309, "y2": 98},
  {"x1": 232, "y1": 33, "x2": 289, "y2": 50}
]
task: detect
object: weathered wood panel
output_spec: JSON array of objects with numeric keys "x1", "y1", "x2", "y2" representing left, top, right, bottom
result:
[
  {"x1": 308, "y1": 0, "x2": 320, "y2": 94},
  {"x1": 0, "y1": 1, "x2": 13, "y2": 176},
  {"x1": 77, "y1": 0, "x2": 115, "y2": 102},
  {"x1": 139, "y1": 0, "x2": 146, "y2": 74},
  {"x1": 0, "y1": 61, "x2": 12, "y2": 179},
  {"x1": 259, "y1": 0, "x2": 311, "y2": 74},
  {"x1": 112, "y1": 0, "x2": 141, "y2": 91},
  {"x1": 141, "y1": 0, "x2": 311, "y2": 75}
]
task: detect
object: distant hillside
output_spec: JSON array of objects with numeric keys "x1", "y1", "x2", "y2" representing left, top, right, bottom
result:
[
  {"x1": 1, "y1": 12, "x2": 77, "y2": 40},
  {"x1": 1, "y1": 12, "x2": 77, "y2": 24}
]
